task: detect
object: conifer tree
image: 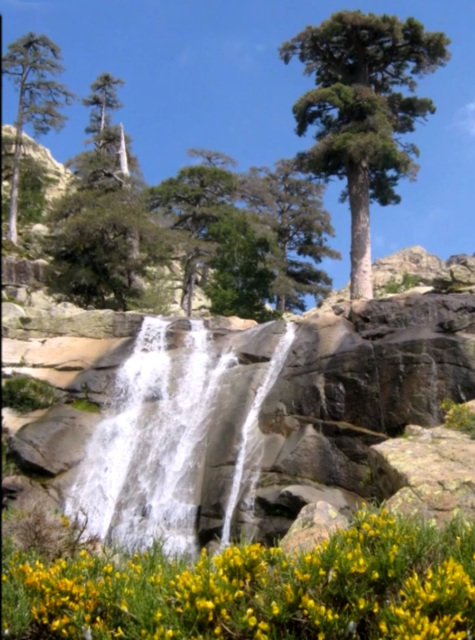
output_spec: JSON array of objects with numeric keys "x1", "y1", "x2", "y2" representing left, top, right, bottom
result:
[
  {"x1": 82, "y1": 72, "x2": 124, "y2": 150},
  {"x1": 241, "y1": 158, "x2": 340, "y2": 311},
  {"x1": 280, "y1": 11, "x2": 450, "y2": 299},
  {"x1": 69, "y1": 72, "x2": 137, "y2": 190},
  {"x1": 149, "y1": 150, "x2": 239, "y2": 316},
  {"x1": 2, "y1": 32, "x2": 75, "y2": 244}
]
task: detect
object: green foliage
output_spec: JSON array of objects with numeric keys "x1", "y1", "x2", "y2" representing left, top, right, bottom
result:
[
  {"x1": 204, "y1": 211, "x2": 280, "y2": 322},
  {"x1": 126, "y1": 271, "x2": 175, "y2": 315},
  {"x1": 43, "y1": 189, "x2": 171, "y2": 310},
  {"x1": 2, "y1": 32, "x2": 75, "y2": 244},
  {"x1": 441, "y1": 399, "x2": 475, "y2": 439},
  {"x1": 2, "y1": 508, "x2": 473, "y2": 639},
  {"x1": 82, "y1": 72, "x2": 125, "y2": 140},
  {"x1": 279, "y1": 11, "x2": 450, "y2": 204},
  {"x1": 2, "y1": 32, "x2": 75, "y2": 137},
  {"x1": 149, "y1": 150, "x2": 241, "y2": 316},
  {"x1": 66, "y1": 71, "x2": 141, "y2": 193},
  {"x1": 382, "y1": 271, "x2": 421, "y2": 294},
  {"x1": 70, "y1": 399, "x2": 101, "y2": 413},
  {"x1": 241, "y1": 158, "x2": 340, "y2": 312},
  {"x1": 2, "y1": 377, "x2": 58, "y2": 413},
  {"x1": 280, "y1": 11, "x2": 450, "y2": 299}
]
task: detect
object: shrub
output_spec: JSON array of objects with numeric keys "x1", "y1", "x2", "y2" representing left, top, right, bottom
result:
[
  {"x1": 1, "y1": 434, "x2": 21, "y2": 478},
  {"x1": 383, "y1": 271, "x2": 421, "y2": 294},
  {"x1": 441, "y1": 398, "x2": 475, "y2": 439},
  {"x1": 2, "y1": 377, "x2": 58, "y2": 413},
  {"x1": 2, "y1": 508, "x2": 473, "y2": 640},
  {"x1": 2, "y1": 501, "x2": 99, "y2": 561}
]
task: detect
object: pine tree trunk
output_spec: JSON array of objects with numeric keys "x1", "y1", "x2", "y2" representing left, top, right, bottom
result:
[
  {"x1": 181, "y1": 253, "x2": 197, "y2": 317},
  {"x1": 126, "y1": 229, "x2": 143, "y2": 295},
  {"x1": 347, "y1": 160, "x2": 373, "y2": 300},
  {"x1": 276, "y1": 295, "x2": 286, "y2": 312},
  {"x1": 8, "y1": 123, "x2": 24, "y2": 245}
]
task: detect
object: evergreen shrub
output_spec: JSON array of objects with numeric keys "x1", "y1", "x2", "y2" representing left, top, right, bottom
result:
[{"x1": 2, "y1": 377, "x2": 58, "y2": 413}]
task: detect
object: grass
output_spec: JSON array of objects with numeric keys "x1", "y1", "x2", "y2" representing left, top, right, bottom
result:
[
  {"x1": 70, "y1": 398, "x2": 101, "y2": 413},
  {"x1": 2, "y1": 506, "x2": 474, "y2": 639}
]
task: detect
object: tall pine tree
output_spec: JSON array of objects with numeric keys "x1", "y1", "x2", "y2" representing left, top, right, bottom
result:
[
  {"x1": 280, "y1": 11, "x2": 450, "y2": 299},
  {"x1": 2, "y1": 32, "x2": 75, "y2": 244},
  {"x1": 69, "y1": 72, "x2": 138, "y2": 190}
]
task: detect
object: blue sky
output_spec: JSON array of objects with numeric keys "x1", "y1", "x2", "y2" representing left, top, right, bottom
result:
[{"x1": 2, "y1": 0, "x2": 475, "y2": 293}]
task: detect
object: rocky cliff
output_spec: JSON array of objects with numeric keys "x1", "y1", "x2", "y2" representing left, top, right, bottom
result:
[
  {"x1": 2, "y1": 124, "x2": 73, "y2": 206},
  {"x1": 2, "y1": 291, "x2": 474, "y2": 547}
]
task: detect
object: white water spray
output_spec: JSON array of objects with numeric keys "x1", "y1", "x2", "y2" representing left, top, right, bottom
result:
[
  {"x1": 65, "y1": 317, "x2": 235, "y2": 556},
  {"x1": 220, "y1": 323, "x2": 296, "y2": 546}
]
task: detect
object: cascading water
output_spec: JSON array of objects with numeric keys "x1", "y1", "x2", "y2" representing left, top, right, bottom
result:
[
  {"x1": 220, "y1": 322, "x2": 296, "y2": 546},
  {"x1": 65, "y1": 316, "x2": 235, "y2": 556}
]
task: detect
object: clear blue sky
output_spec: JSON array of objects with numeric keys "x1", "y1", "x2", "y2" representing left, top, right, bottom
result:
[{"x1": 2, "y1": 0, "x2": 474, "y2": 292}]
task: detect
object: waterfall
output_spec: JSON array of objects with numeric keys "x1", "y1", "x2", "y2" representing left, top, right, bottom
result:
[
  {"x1": 65, "y1": 317, "x2": 235, "y2": 556},
  {"x1": 220, "y1": 322, "x2": 296, "y2": 546}
]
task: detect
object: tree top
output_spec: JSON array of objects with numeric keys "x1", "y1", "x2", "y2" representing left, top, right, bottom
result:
[{"x1": 279, "y1": 11, "x2": 451, "y2": 93}]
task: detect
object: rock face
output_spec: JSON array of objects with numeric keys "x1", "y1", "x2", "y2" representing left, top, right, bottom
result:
[
  {"x1": 369, "y1": 420, "x2": 475, "y2": 525},
  {"x1": 318, "y1": 247, "x2": 475, "y2": 309},
  {"x1": 372, "y1": 245, "x2": 444, "y2": 291},
  {"x1": 280, "y1": 501, "x2": 350, "y2": 555},
  {"x1": 2, "y1": 292, "x2": 475, "y2": 547},
  {"x1": 269, "y1": 294, "x2": 475, "y2": 436},
  {"x1": 2, "y1": 124, "x2": 72, "y2": 205},
  {"x1": 2, "y1": 256, "x2": 48, "y2": 287}
]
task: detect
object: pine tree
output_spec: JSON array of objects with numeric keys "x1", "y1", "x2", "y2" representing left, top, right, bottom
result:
[
  {"x1": 82, "y1": 71, "x2": 124, "y2": 144},
  {"x1": 241, "y1": 158, "x2": 340, "y2": 312},
  {"x1": 44, "y1": 189, "x2": 169, "y2": 310},
  {"x1": 2, "y1": 32, "x2": 75, "y2": 244},
  {"x1": 280, "y1": 11, "x2": 450, "y2": 299},
  {"x1": 204, "y1": 211, "x2": 278, "y2": 322},
  {"x1": 149, "y1": 150, "x2": 239, "y2": 316},
  {"x1": 69, "y1": 72, "x2": 138, "y2": 191}
]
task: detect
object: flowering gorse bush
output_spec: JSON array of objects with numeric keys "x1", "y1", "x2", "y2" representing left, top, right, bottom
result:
[
  {"x1": 2, "y1": 507, "x2": 474, "y2": 639},
  {"x1": 441, "y1": 399, "x2": 475, "y2": 439}
]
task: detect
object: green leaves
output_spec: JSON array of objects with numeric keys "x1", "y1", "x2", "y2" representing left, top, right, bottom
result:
[
  {"x1": 241, "y1": 158, "x2": 339, "y2": 311},
  {"x1": 205, "y1": 211, "x2": 278, "y2": 322}
]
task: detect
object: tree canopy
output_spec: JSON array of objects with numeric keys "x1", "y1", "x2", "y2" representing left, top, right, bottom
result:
[
  {"x1": 68, "y1": 72, "x2": 139, "y2": 191},
  {"x1": 149, "y1": 150, "x2": 240, "y2": 316},
  {"x1": 280, "y1": 10, "x2": 450, "y2": 299},
  {"x1": 241, "y1": 158, "x2": 340, "y2": 312},
  {"x1": 204, "y1": 210, "x2": 278, "y2": 322}
]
